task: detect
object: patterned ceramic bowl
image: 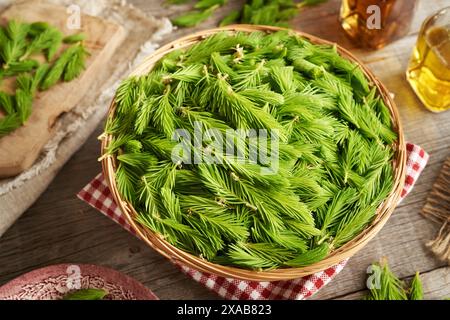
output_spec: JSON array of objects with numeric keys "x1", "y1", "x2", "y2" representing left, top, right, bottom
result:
[{"x1": 0, "y1": 264, "x2": 158, "y2": 300}]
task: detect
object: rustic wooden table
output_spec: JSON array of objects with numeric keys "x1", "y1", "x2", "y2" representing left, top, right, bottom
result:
[{"x1": 0, "y1": 0, "x2": 449, "y2": 300}]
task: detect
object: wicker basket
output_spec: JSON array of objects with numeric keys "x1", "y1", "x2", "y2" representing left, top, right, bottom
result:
[{"x1": 101, "y1": 25, "x2": 406, "y2": 281}]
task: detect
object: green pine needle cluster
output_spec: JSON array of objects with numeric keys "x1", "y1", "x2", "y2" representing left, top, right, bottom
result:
[
  {"x1": 0, "y1": 20, "x2": 88, "y2": 137},
  {"x1": 62, "y1": 288, "x2": 108, "y2": 300},
  {"x1": 170, "y1": 0, "x2": 328, "y2": 28},
  {"x1": 365, "y1": 259, "x2": 423, "y2": 300},
  {"x1": 107, "y1": 30, "x2": 397, "y2": 269}
]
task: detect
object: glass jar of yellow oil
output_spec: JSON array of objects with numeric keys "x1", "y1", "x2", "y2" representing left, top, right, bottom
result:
[
  {"x1": 406, "y1": 7, "x2": 450, "y2": 112},
  {"x1": 340, "y1": 0, "x2": 418, "y2": 49}
]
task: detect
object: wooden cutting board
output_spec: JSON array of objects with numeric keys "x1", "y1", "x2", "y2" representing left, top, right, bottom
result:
[{"x1": 0, "y1": 1, "x2": 126, "y2": 178}]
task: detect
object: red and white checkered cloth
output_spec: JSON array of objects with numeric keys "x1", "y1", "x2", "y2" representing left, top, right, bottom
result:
[{"x1": 77, "y1": 142, "x2": 428, "y2": 300}]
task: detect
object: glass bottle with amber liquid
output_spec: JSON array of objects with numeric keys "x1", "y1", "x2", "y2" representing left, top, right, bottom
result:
[
  {"x1": 340, "y1": 0, "x2": 417, "y2": 49},
  {"x1": 406, "y1": 7, "x2": 450, "y2": 112}
]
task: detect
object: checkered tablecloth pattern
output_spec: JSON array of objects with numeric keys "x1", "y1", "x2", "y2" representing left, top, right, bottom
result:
[{"x1": 77, "y1": 142, "x2": 428, "y2": 300}]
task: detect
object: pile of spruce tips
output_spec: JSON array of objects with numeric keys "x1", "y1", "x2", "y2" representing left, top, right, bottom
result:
[
  {"x1": 0, "y1": 20, "x2": 88, "y2": 137},
  {"x1": 106, "y1": 31, "x2": 397, "y2": 270}
]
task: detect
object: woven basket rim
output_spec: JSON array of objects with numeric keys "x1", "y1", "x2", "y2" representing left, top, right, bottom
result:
[{"x1": 101, "y1": 24, "x2": 407, "y2": 281}]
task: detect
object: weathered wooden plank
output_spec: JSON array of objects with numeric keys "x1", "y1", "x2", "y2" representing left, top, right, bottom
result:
[{"x1": 0, "y1": 0, "x2": 449, "y2": 300}]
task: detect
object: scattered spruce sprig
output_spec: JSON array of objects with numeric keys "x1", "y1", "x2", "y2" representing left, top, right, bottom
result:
[
  {"x1": 365, "y1": 259, "x2": 423, "y2": 300},
  {"x1": 0, "y1": 20, "x2": 88, "y2": 137},
  {"x1": 169, "y1": 0, "x2": 329, "y2": 28},
  {"x1": 63, "y1": 32, "x2": 86, "y2": 44},
  {"x1": 408, "y1": 272, "x2": 423, "y2": 300},
  {"x1": 172, "y1": 4, "x2": 221, "y2": 27},
  {"x1": 62, "y1": 288, "x2": 108, "y2": 300},
  {"x1": 108, "y1": 30, "x2": 397, "y2": 269},
  {"x1": 41, "y1": 42, "x2": 88, "y2": 89},
  {"x1": 21, "y1": 26, "x2": 63, "y2": 60},
  {"x1": 219, "y1": 9, "x2": 240, "y2": 27}
]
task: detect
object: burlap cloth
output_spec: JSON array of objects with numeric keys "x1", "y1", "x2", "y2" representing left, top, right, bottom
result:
[{"x1": 0, "y1": 0, "x2": 173, "y2": 236}]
